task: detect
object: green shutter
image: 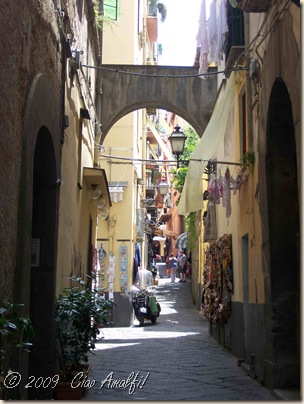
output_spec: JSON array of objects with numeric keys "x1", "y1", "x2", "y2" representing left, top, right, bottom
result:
[{"x1": 104, "y1": 0, "x2": 120, "y2": 21}]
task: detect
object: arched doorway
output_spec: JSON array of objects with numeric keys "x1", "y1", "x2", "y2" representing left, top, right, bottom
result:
[
  {"x1": 265, "y1": 78, "x2": 300, "y2": 388},
  {"x1": 28, "y1": 127, "x2": 58, "y2": 399}
]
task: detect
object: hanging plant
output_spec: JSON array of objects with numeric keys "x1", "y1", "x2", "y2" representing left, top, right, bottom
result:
[
  {"x1": 242, "y1": 151, "x2": 255, "y2": 174},
  {"x1": 93, "y1": 1, "x2": 117, "y2": 31}
]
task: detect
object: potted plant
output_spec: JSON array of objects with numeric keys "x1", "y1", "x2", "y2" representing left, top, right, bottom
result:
[
  {"x1": 54, "y1": 276, "x2": 114, "y2": 399},
  {"x1": 0, "y1": 301, "x2": 35, "y2": 400}
]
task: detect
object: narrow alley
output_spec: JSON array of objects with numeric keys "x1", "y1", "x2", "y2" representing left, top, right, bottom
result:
[{"x1": 83, "y1": 278, "x2": 276, "y2": 401}]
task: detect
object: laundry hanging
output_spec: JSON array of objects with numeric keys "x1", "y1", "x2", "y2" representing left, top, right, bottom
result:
[
  {"x1": 178, "y1": 72, "x2": 236, "y2": 216},
  {"x1": 203, "y1": 195, "x2": 217, "y2": 242}
]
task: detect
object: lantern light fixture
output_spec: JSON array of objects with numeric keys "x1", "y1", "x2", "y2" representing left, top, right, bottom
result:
[
  {"x1": 98, "y1": 207, "x2": 109, "y2": 220},
  {"x1": 168, "y1": 125, "x2": 187, "y2": 167},
  {"x1": 87, "y1": 184, "x2": 102, "y2": 200},
  {"x1": 158, "y1": 179, "x2": 169, "y2": 196},
  {"x1": 94, "y1": 195, "x2": 106, "y2": 209}
]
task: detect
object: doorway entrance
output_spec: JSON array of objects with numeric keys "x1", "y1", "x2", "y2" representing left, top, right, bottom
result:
[
  {"x1": 28, "y1": 127, "x2": 58, "y2": 399},
  {"x1": 265, "y1": 78, "x2": 300, "y2": 387}
]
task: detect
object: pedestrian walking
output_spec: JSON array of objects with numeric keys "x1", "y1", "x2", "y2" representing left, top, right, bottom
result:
[
  {"x1": 168, "y1": 253, "x2": 177, "y2": 283},
  {"x1": 179, "y1": 250, "x2": 187, "y2": 283}
]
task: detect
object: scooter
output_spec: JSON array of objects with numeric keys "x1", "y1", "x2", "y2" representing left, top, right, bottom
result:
[{"x1": 132, "y1": 285, "x2": 161, "y2": 326}]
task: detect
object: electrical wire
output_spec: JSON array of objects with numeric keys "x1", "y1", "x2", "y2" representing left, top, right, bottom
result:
[
  {"x1": 99, "y1": 153, "x2": 249, "y2": 168},
  {"x1": 81, "y1": 64, "x2": 248, "y2": 78}
]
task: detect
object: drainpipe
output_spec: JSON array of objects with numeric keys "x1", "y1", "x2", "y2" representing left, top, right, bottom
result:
[
  {"x1": 244, "y1": 12, "x2": 253, "y2": 151},
  {"x1": 94, "y1": 1, "x2": 104, "y2": 167},
  {"x1": 58, "y1": 3, "x2": 70, "y2": 147},
  {"x1": 142, "y1": 112, "x2": 147, "y2": 270},
  {"x1": 143, "y1": 0, "x2": 147, "y2": 63}
]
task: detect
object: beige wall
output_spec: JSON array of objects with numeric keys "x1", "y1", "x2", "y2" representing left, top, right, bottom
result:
[
  {"x1": 100, "y1": 0, "x2": 146, "y2": 299},
  {"x1": 56, "y1": 9, "x2": 101, "y2": 293},
  {"x1": 198, "y1": 71, "x2": 265, "y2": 305},
  {"x1": 103, "y1": 0, "x2": 141, "y2": 64}
]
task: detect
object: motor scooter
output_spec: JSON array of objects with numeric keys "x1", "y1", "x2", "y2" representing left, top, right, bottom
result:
[{"x1": 132, "y1": 285, "x2": 161, "y2": 326}]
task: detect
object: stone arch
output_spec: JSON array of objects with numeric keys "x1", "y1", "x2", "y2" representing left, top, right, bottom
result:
[
  {"x1": 256, "y1": 11, "x2": 300, "y2": 388},
  {"x1": 99, "y1": 65, "x2": 217, "y2": 141},
  {"x1": 264, "y1": 77, "x2": 300, "y2": 388},
  {"x1": 15, "y1": 73, "x2": 61, "y2": 399}
]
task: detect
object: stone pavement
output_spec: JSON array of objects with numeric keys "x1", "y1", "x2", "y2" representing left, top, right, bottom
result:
[{"x1": 82, "y1": 277, "x2": 277, "y2": 401}]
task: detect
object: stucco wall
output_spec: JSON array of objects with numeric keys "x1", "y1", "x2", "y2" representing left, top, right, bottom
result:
[{"x1": 0, "y1": 1, "x2": 62, "y2": 301}]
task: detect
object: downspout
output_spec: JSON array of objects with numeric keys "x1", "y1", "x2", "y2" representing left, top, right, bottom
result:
[
  {"x1": 244, "y1": 12, "x2": 253, "y2": 151},
  {"x1": 59, "y1": 4, "x2": 70, "y2": 146},
  {"x1": 94, "y1": 1, "x2": 104, "y2": 167}
]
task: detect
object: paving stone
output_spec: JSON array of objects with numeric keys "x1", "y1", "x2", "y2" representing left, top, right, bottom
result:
[{"x1": 82, "y1": 278, "x2": 277, "y2": 401}]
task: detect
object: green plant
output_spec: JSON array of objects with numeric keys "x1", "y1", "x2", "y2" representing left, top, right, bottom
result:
[
  {"x1": 242, "y1": 151, "x2": 255, "y2": 173},
  {"x1": 55, "y1": 277, "x2": 114, "y2": 382},
  {"x1": 93, "y1": 1, "x2": 117, "y2": 31},
  {"x1": 170, "y1": 127, "x2": 200, "y2": 202},
  {"x1": 0, "y1": 302, "x2": 35, "y2": 399},
  {"x1": 185, "y1": 212, "x2": 198, "y2": 251}
]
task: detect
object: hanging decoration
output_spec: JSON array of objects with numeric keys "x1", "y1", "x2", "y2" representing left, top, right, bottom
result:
[
  {"x1": 202, "y1": 164, "x2": 250, "y2": 229},
  {"x1": 97, "y1": 243, "x2": 107, "y2": 290},
  {"x1": 201, "y1": 234, "x2": 233, "y2": 326},
  {"x1": 119, "y1": 245, "x2": 128, "y2": 295},
  {"x1": 107, "y1": 251, "x2": 116, "y2": 300}
]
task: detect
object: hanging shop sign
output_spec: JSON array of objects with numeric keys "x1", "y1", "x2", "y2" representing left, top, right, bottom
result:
[{"x1": 201, "y1": 234, "x2": 233, "y2": 326}]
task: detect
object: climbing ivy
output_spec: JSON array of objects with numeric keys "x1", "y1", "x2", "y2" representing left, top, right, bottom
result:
[{"x1": 185, "y1": 212, "x2": 198, "y2": 251}]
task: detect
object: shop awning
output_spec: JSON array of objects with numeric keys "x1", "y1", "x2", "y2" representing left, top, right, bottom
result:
[
  {"x1": 153, "y1": 236, "x2": 166, "y2": 242},
  {"x1": 175, "y1": 232, "x2": 188, "y2": 250},
  {"x1": 178, "y1": 72, "x2": 236, "y2": 215},
  {"x1": 83, "y1": 167, "x2": 111, "y2": 207},
  {"x1": 163, "y1": 229, "x2": 177, "y2": 238}
]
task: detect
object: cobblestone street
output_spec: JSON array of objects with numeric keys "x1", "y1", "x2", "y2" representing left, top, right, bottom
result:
[{"x1": 83, "y1": 277, "x2": 277, "y2": 401}]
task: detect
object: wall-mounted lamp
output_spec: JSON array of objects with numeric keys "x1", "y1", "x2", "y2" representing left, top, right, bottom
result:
[
  {"x1": 168, "y1": 125, "x2": 187, "y2": 168},
  {"x1": 87, "y1": 184, "x2": 102, "y2": 200},
  {"x1": 93, "y1": 195, "x2": 106, "y2": 209},
  {"x1": 71, "y1": 48, "x2": 84, "y2": 69},
  {"x1": 98, "y1": 207, "x2": 109, "y2": 220}
]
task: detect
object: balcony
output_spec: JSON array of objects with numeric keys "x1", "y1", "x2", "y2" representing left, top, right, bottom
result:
[
  {"x1": 225, "y1": 3, "x2": 244, "y2": 69},
  {"x1": 235, "y1": 0, "x2": 271, "y2": 13}
]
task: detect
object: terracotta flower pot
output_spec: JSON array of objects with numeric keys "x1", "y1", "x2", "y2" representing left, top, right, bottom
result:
[{"x1": 54, "y1": 382, "x2": 84, "y2": 400}]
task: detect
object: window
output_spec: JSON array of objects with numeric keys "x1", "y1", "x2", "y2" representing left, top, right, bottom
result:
[{"x1": 104, "y1": 0, "x2": 120, "y2": 20}]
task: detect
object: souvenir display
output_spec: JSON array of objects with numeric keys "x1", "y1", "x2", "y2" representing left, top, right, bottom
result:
[{"x1": 201, "y1": 234, "x2": 233, "y2": 326}]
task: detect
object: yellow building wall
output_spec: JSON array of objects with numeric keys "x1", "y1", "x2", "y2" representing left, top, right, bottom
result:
[
  {"x1": 100, "y1": 0, "x2": 145, "y2": 298},
  {"x1": 103, "y1": 0, "x2": 140, "y2": 64},
  {"x1": 98, "y1": 112, "x2": 138, "y2": 294},
  {"x1": 56, "y1": 64, "x2": 98, "y2": 294},
  {"x1": 198, "y1": 72, "x2": 265, "y2": 306}
]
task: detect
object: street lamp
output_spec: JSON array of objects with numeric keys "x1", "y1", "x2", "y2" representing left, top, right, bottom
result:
[
  {"x1": 158, "y1": 179, "x2": 169, "y2": 196},
  {"x1": 168, "y1": 125, "x2": 187, "y2": 167}
]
